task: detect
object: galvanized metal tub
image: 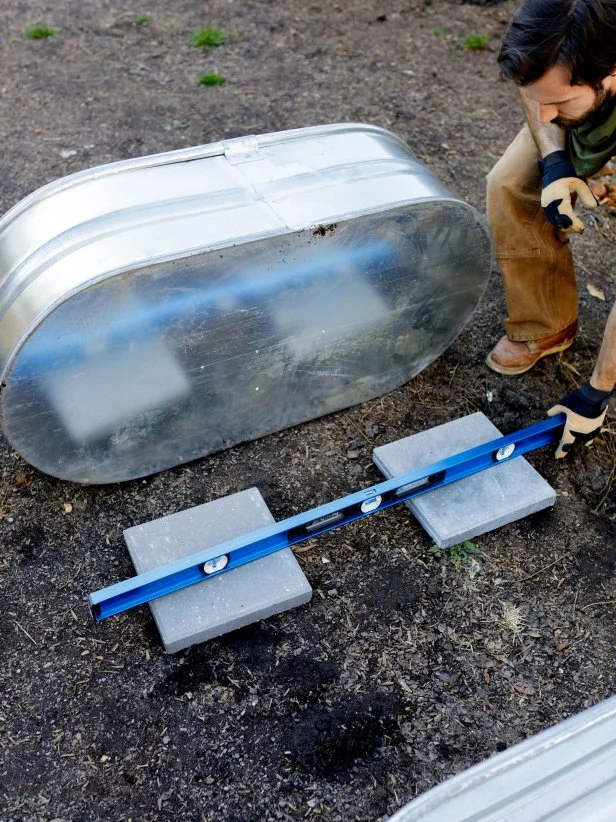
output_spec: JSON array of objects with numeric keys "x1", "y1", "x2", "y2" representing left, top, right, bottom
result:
[
  {"x1": 389, "y1": 694, "x2": 616, "y2": 822},
  {"x1": 0, "y1": 123, "x2": 492, "y2": 484}
]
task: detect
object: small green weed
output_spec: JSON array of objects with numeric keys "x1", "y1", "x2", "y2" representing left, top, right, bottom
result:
[
  {"x1": 25, "y1": 24, "x2": 57, "y2": 39},
  {"x1": 199, "y1": 73, "x2": 226, "y2": 86},
  {"x1": 192, "y1": 27, "x2": 229, "y2": 48},
  {"x1": 430, "y1": 540, "x2": 480, "y2": 565},
  {"x1": 432, "y1": 27, "x2": 442, "y2": 36},
  {"x1": 169, "y1": 119, "x2": 189, "y2": 130},
  {"x1": 134, "y1": 15, "x2": 151, "y2": 26},
  {"x1": 463, "y1": 33, "x2": 489, "y2": 51}
]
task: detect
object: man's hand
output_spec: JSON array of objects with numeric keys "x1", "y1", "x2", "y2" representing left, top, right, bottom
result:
[
  {"x1": 539, "y1": 150, "x2": 597, "y2": 233},
  {"x1": 547, "y1": 383, "x2": 613, "y2": 458}
]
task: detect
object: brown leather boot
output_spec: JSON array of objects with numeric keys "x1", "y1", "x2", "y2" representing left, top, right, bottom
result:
[{"x1": 486, "y1": 320, "x2": 577, "y2": 376}]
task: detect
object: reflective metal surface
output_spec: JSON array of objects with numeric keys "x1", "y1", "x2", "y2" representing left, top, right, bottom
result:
[
  {"x1": 389, "y1": 695, "x2": 616, "y2": 822},
  {"x1": 0, "y1": 124, "x2": 492, "y2": 483}
]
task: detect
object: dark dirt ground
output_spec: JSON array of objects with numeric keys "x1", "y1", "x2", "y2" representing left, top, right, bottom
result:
[{"x1": 1, "y1": 1, "x2": 615, "y2": 819}]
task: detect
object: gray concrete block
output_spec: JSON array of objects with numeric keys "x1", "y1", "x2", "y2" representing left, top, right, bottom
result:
[
  {"x1": 373, "y1": 412, "x2": 556, "y2": 548},
  {"x1": 124, "y1": 488, "x2": 312, "y2": 653}
]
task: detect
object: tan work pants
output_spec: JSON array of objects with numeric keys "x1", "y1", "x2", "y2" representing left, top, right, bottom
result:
[{"x1": 487, "y1": 125, "x2": 582, "y2": 342}]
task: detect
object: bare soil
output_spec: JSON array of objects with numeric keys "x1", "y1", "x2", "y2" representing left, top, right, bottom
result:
[{"x1": 1, "y1": 1, "x2": 615, "y2": 820}]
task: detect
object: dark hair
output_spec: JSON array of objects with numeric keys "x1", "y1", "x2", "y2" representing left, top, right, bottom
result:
[{"x1": 498, "y1": 0, "x2": 616, "y2": 88}]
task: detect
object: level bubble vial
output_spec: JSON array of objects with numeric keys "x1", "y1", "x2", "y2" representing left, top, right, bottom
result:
[{"x1": 203, "y1": 555, "x2": 229, "y2": 574}]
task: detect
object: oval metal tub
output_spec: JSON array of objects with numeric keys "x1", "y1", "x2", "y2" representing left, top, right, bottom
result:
[{"x1": 0, "y1": 123, "x2": 492, "y2": 483}]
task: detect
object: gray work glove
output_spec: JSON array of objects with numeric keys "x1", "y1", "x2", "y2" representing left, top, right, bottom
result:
[
  {"x1": 539, "y1": 150, "x2": 597, "y2": 234},
  {"x1": 547, "y1": 382, "x2": 613, "y2": 458}
]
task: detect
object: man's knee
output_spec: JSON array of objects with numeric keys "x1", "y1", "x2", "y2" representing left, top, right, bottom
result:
[
  {"x1": 487, "y1": 126, "x2": 540, "y2": 202},
  {"x1": 486, "y1": 155, "x2": 522, "y2": 226},
  {"x1": 487, "y1": 155, "x2": 511, "y2": 199}
]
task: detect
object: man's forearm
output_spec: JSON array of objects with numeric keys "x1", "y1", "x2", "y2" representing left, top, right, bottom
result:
[
  {"x1": 590, "y1": 300, "x2": 616, "y2": 392},
  {"x1": 518, "y1": 88, "x2": 567, "y2": 158}
]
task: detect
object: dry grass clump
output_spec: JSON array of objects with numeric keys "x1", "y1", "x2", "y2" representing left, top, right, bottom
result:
[{"x1": 498, "y1": 602, "x2": 525, "y2": 637}]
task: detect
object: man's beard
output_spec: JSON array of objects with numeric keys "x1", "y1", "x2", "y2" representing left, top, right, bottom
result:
[{"x1": 552, "y1": 87, "x2": 616, "y2": 129}]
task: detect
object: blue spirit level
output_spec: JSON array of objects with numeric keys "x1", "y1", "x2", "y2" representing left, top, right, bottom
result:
[{"x1": 89, "y1": 414, "x2": 566, "y2": 621}]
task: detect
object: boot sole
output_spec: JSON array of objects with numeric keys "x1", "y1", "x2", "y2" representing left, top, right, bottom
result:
[{"x1": 485, "y1": 339, "x2": 574, "y2": 376}]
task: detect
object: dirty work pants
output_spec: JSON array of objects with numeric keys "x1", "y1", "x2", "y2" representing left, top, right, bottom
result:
[{"x1": 486, "y1": 124, "x2": 598, "y2": 342}]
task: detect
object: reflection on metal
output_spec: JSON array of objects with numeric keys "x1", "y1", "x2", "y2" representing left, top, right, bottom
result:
[
  {"x1": 0, "y1": 124, "x2": 492, "y2": 483},
  {"x1": 389, "y1": 695, "x2": 616, "y2": 822}
]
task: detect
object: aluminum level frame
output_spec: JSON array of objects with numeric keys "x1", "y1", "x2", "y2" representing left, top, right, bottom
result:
[{"x1": 89, "y1": 414, "x2": 566, "y2": 621}]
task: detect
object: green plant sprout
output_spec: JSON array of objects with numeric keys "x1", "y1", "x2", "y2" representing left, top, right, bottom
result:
[
  {"x1": 192, "y1": 27, "x2": 229, "y2": 48},
  {"x1": 199, "y1": 73, "x2": 226, "y2": 86},
  {"x1": 430, "y1": 540, "x2": 480, "y2": 565},
  {"x1": 25, "y1": 25, "x2": 57, "y2": 39},
  {"x1": 463, "y1": 33, "x2": 489, "y2": 51},
  {"x1": 134, "y1": 16, "x2": 151, "y2": 26}
]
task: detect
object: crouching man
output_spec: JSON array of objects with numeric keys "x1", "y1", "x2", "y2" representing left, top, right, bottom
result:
[{"x1": 487, "y1": 0, "x2": 615, "y2": 457}]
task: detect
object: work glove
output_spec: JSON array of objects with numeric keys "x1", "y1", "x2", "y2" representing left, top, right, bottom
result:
[
  {"x1": 539, "y1": 150, "x2": 597, "y2": 234},
  {"x1": 547, "y1": 382, "x2": 613, "y2": 459}
]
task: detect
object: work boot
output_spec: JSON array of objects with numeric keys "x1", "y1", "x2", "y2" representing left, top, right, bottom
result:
[{"x1": 486, "y1": 320, "x2": 577, "y2": 376}]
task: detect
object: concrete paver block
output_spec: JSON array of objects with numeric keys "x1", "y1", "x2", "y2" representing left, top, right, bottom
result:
[
  {"x1": 125, "y1": 488, "x2": 312, "y2": 653},
  {"x1": 373, "y1": 412, "x2": 556, "y2": 548}
]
